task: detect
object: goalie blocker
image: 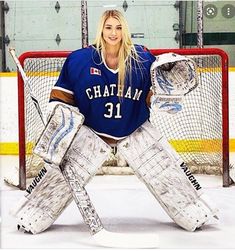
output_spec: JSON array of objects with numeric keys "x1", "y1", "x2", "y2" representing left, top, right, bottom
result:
[{"x1": 34, "y1": 103, "x2": 84, "y2": 166}]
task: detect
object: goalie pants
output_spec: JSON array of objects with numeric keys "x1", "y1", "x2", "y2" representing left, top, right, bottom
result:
[{"x1": 14, "y1": 125, "x2": 111, "y2": 234}]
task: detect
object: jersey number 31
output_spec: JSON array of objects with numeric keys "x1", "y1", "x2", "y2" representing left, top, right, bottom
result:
[{"x1": 104, "y1": 102, "x2": 122, "y2": 119}]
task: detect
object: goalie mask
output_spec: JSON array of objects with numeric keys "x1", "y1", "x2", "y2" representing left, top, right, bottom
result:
[{"x1": 151, "y1": 52, "x2": 198, "y2": 96}]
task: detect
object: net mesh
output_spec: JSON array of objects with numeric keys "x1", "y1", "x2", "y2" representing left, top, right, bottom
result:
[{"x1": 21, "y1": 53, "x2": 224, "y2": 178}]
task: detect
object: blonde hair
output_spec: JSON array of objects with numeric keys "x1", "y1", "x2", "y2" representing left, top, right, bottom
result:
[{"x1": 94, "y1": 10, "x2": 140, "y2": 96}]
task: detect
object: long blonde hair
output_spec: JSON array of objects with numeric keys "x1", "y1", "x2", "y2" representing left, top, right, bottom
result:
[{"x1": 94, "y1": 10, "x2": 139, "y2": 96}]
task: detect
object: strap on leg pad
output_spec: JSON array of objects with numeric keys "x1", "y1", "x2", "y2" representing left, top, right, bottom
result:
[
  {"x1": 14, "y1": 126, "x2": 111, "y2": 234},
  {"x1": 117, "y1": 121, "x2": 218, "y2": 231}
]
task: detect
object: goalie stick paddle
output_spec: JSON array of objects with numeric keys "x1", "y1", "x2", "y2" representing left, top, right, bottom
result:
[
  {"x1": 94, "y1": 229, "x2": 158, "y2": 248},
  {"x1": 8, "y1": 48, "x2": 159, "y2": 248}
]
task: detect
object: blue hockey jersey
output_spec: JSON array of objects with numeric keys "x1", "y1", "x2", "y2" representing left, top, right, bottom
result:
[{"x1": 50, "y1": 45, "x2": 156, "y2": 139}]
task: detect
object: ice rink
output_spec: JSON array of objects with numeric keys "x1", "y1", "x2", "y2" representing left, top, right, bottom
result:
[{"x1": 1, "y1": 155, "x2": 235, "y2": 250}]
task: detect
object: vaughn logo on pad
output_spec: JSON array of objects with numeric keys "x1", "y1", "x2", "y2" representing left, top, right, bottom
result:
[{"x1": 90, "y1": 67, "x2": 101, "y2": 76}]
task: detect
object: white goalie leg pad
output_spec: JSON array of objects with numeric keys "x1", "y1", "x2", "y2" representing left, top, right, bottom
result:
[
  {"x1": 14, "y1": 126, "x2": 111, "y2": 234},
  {"x1": 13, "y1": 163, "x2": 72, "y2": 234},
  {"x1": 34, "y1": 103, "x2": 84, "y2": 166},
  {"x1": 117, "y1": 121, "x2": 218, "y2": 231}
]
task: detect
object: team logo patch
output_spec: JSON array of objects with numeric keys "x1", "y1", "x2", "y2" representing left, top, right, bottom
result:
[{"x1": 90, "y1": 67, "x2": 101, "y2": 76}]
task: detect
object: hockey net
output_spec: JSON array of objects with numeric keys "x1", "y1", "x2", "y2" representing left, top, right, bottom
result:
[{"x1": 14, "y1": 48, "x2": 229, "y2": 189}]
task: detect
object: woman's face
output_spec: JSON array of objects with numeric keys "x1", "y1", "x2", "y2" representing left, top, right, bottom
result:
[{"x1": 102, "y1": 17, "x2": 122, "y2": 47}]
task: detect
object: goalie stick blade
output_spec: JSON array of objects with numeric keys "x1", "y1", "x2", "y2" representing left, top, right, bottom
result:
[
  {"x1": 3, "y1": 166, "x2": 20, "y2": 188},
  {"x1": 4, "y1": 177, "x2": 19, "y2": 188},
  {"x1": 93, "y1": 229, "x2": 159, "y2": 249}
]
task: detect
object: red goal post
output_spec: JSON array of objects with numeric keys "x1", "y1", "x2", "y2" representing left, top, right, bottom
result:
[{"x1": 17, "y1": 48, "x2": 229, "y2": 190}]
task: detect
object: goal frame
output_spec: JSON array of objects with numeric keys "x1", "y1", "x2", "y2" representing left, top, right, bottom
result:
[{"x1": 17, "y1": 48, "x2": 229, "y2": 190}]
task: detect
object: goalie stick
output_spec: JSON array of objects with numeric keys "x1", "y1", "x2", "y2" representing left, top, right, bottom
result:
[{"x1": 8, "y1": 48, "x2": 158, "y2": 248}]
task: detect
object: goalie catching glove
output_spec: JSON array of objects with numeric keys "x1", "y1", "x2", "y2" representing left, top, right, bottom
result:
[{"x1": 150, "y1": 52, "x2": 198, "y2": 114}]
